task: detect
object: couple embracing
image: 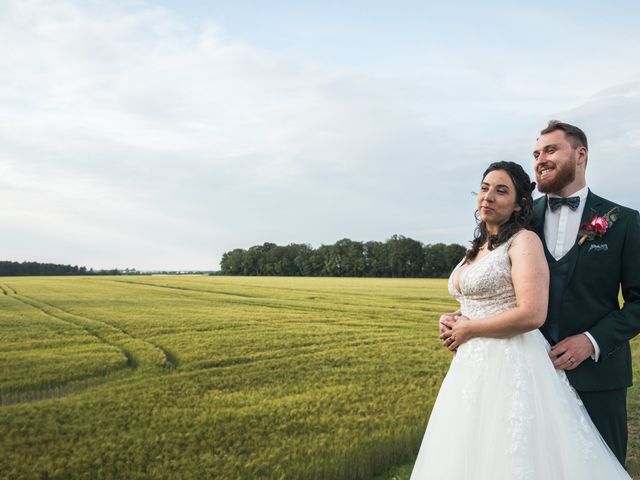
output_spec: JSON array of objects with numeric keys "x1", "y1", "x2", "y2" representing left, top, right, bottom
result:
[{"x1": 410, "y1": 121, "x2": 640, "y2": 479}]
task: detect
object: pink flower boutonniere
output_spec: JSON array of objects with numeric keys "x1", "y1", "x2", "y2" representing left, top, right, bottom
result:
[{"x1": 578, "y1": 207, "x2": 619, "y2": 246}]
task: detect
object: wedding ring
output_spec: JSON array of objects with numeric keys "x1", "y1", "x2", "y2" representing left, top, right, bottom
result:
[{"x1": 569, "y1": 357, "x2": 575, "y2": 363}]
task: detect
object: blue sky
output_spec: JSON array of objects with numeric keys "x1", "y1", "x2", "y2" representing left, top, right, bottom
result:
[{"x1": 1, "y1": 0, "x2": 639, "y2": 270}]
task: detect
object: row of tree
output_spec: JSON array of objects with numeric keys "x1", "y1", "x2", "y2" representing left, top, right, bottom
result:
[
  {"x1": 0, "y1": 261, "x2": 127, "y2": 276},
  {"x1": 220, "y1": 235, "x2": 466, "y2": 278}
]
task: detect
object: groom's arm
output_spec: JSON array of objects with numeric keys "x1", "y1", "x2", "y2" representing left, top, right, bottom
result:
[{"x1": 586, "y1": 209, "x2": 640, "y2": 360}]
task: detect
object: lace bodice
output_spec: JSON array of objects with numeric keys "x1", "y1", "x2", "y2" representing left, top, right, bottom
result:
[{"x1": 448, "y1": 235, "x2": 517, "y2": 319}]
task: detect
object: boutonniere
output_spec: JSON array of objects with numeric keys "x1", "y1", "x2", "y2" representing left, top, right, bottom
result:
[{"x1": 578, "y1": 207, "x2": 619, "y2": 246}]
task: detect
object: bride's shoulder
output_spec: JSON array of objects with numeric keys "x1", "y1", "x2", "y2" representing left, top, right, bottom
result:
[
  {"x1": 508, "y1": 229, "x2": 543, "y2": 254},
  {"x1": 508, "y1": 229, "x2": 548, "y2": 272}
]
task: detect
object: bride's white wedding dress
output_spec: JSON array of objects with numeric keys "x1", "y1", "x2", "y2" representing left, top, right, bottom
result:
[{"x1": 410, "y1": 234, "x2": 630, "y2": 479}]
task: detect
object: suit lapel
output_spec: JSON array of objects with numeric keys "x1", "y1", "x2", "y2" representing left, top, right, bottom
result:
[{"x1": 533, "y1": 196, "x2": 548, "y2": 247}]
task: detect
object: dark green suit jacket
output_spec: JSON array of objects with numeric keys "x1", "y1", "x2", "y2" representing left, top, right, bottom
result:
[{"x1": 533, "y1": 191, "x2": 640, "y2": 391}]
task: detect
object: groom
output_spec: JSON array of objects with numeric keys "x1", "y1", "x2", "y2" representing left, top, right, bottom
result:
[{"x1": 531, "y1": 120, "x2": 640, "y2": 465}]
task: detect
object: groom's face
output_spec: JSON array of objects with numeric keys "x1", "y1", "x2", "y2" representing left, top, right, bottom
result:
[{"x1": 533, "y1": 130, "x2": 578, "y2": 194}]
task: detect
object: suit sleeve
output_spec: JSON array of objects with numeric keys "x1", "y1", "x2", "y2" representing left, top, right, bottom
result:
[{"x1": 588, "y1": 209, "x2": 640, "y2": 360}]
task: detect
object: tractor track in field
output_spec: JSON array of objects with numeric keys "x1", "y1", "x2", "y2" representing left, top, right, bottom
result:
[
  {"x1": 0, "y1": 283, "x2": 17, "y2": 295},
  {"x1": 187, "y1": 335, "x2": 422, "y2": 373},
  {"x1": 86, "y1": 278, "x2": 447, "y2": 320},
  {"x1": 4, "y1": 290, "x2": 178, "y2": 371},
  {"x1": 1, "y1": 286, "x2": 180, "y2": 405},
  {"x1": 89, "y1": 278, "x2": 257, "y2": 298},
  {"x1": 0, "y1": 366, "x2": 133, "y2": 406}
]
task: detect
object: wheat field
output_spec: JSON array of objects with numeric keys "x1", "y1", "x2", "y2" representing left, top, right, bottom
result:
[{"x1": 0, "y1": 276, "x2": 638, "y2": 479}]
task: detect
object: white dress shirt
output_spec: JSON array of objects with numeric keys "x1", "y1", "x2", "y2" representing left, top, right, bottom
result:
[{"x1": 543, "y1": 186, "x2": 600, "y2": 360}]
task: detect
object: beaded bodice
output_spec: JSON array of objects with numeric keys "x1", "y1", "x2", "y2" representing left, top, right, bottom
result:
[{"x1": 448, "y1": 236, "x2": 517, "y2": 320}]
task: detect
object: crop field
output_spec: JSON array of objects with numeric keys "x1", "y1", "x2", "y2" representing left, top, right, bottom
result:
[{"x1": 0, "y1": 276, "x2": 638, "y2": 479}]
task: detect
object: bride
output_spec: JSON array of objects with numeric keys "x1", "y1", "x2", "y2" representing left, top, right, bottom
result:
[{"x1": 409, "y1": 161, "x2": 629, "y2": 479}]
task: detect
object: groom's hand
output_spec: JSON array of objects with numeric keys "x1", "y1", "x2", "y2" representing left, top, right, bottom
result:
[{"x1": 549, "y1": 333, "x2": 595, "y2": 370}]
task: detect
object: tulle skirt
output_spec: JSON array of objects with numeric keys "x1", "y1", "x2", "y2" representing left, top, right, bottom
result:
[{"x1": 410, "y1": 330, "x2": 630, "y2": 479}]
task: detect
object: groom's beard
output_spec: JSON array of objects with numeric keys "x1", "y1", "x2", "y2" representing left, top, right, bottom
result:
[{"x1": 536, "y1": 161, "x2": 576, "y2": 194}]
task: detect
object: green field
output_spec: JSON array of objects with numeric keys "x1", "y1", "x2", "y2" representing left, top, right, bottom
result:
[{"x1": 0, "y1": 276, "x2": 638, "y2": 479}]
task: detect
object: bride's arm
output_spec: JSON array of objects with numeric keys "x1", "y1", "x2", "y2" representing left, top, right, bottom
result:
[{"x1": 441, "y1": 230, "x2": 549, "y2": 350}]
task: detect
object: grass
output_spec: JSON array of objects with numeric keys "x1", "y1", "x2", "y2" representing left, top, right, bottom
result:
[{"x1": 0, "y1": 275, "x2": 637, "y2": 479}]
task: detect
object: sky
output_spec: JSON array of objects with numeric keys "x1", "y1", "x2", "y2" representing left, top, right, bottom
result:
[{"x1": 1, "y1": 0, "x2": 639, "y2": 271}]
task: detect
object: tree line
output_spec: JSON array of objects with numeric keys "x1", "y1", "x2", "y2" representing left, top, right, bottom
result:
[
  {"x1": 220, "y1": 235, "x2": 466, "y2": 278},
  {"x1": 0, "y1": 261, "x2": 129, "y2": 276}
]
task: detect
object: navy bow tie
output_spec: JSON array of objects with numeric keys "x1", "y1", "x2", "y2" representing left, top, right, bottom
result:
[{"x1": 549, "y1": 196, "x2": 580, "y2": 212}]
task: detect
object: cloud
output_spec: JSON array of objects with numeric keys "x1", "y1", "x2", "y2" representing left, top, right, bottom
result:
[
  {"x1": 1, "y1": 0, "x2": 639, "y2": 270},
  {"x1": 0, "y1": 1, "x2": 464, "y2": 269}
]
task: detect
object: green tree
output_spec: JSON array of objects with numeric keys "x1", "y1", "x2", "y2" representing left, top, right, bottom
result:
[
  {"x1": 423, "y1": 243, "x2": 466, "y2": 278},
  {"x1": 363, "y1": 241, "x2": 388, "y2": 277},
  {"x1": 386, "y1": 235, "x2": 425, "y2": 277},
  {"x1": 330, "y1": 238, "x2": 365, "y2": 277},
  {"x1": 218, "y1": 238, "x2": 466, "y2": 278},
  {"x1": 220, "y1": 248, "x2": 247, "y2": 275}
]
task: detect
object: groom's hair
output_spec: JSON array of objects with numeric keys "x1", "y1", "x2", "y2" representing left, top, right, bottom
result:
[{"x1": 540, "y1": 120, "x2": 588, "y2": 150}]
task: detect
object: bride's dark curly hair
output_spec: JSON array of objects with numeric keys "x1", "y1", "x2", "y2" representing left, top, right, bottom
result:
[{"x1": 466, "y1": 161, "x2": 536, "y2": 262}]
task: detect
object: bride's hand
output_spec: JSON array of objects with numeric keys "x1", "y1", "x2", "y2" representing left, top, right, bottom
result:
[
  {"x1": 438, "y1": 311, "x2": 460, "y2": 337},
  {"x1": 439, "y1": 315, "x2": 474, "y2": 351}
]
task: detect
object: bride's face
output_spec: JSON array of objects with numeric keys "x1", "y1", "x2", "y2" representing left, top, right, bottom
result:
[{"x1": 477, "y1": 169, "x2": 520, "y2": 232}]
